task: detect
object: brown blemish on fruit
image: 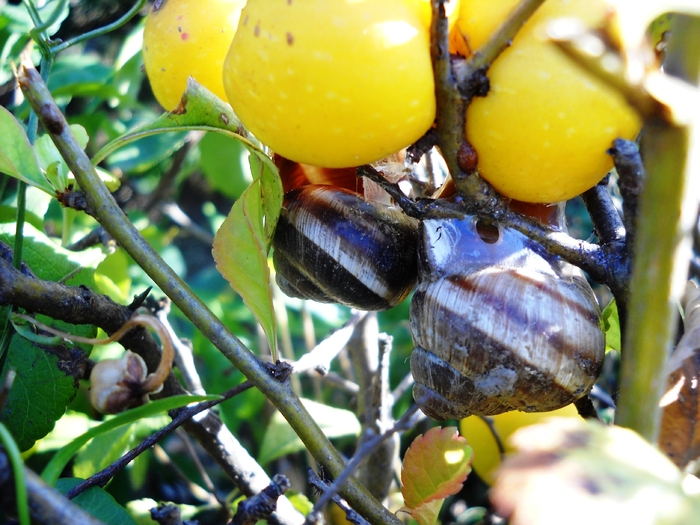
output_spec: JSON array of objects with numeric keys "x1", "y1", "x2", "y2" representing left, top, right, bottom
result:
[
  {"x1": 286, "y1": 32, "x2": 294, "y2": 45},
  {"x1": 243, "y1": 15, "x2": 248, "y2": 25},
  {"x1": 254, "y1": 21, "x2": 260, "y2": 37},
  {"x1": 177, "y1": 26, "x2": 182, "y2": 32}
]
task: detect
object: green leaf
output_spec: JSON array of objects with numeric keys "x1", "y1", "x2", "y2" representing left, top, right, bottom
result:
[
  {"x1": 0, "y1": 106, "x2": 52, "y2": 194},
  {"x1": 91, "y1": 78, "x2": 274, "y2": 174},
  {"x1": 94, "y1": 249, "x2": 132, "y2": 305},
  {"x1": 401, "y1": 427, "x2": 473, "y2": 525},
  {"x1": 48, "y1": 54, "x2": 119, "y2": 101},
  {"x1": 34, "y1": 123, "x2": 90, "y2": 193},
  {"x1": 0, "y1": 222, "x2": 103, "y2": 285},
  {"x1": 56, "y1": 478, "x2": 138, "y2": 525},
  {"x1": 41, "y1": 394, "x2": 219, "y2": 485},
  {"x1": 212, "y1": 177, "x2": 278, "y2": 358},
  {"x1": 251, "y1": 152, "x2": 284, "y2": 247},
  {"x1": 73, "y1": 423, "x2": 135, "y2": 480},
  {"x1": 258, "y1": 399, "x2": 361, "y2": 465},
  {"x1": 199, "y1": 132, "x2": 253, "y2": 200},
  {"x1": 30, "y1": 411, "x2": 92, "y2": 454},
  {"x1": 602, "y1": 299, "x2": 621, "y2": 352},
  {"x1": 0, "y1": 223, "x2": 105, "y2": 451},
  {"x1": 0, "y1": 334, "x2": 82, "y2": 451}
]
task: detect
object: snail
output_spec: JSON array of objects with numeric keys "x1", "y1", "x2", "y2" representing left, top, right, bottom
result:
[
  {"x1": 272, "y1": 184, "x2": 419, "y2": 311},
  {"x1": 410, "y1": 213, "x2": 606, "y2": 420}
]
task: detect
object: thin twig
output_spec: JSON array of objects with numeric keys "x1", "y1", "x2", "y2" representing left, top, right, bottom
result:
[
  {"x1": 0, "y1": 247, "x2": 303, "y2": 524},
  {"x1": 610, "y1": 138, "x2": 646, "y2": 253},
  {"x1": 18, "y1": 56, "x2": 400, "y2": 525},
  {"x1": 0, "y1": 449, "x2": 107, "y2": 525},
  {"x1": 307, "y1": 470, "x2": 370, "y2": 525},
  {"x1": 306, "y1": 405, "x2": 423, "y2": 522},
  {"x1": 65, "y1": 380, "x2": 254, "y2": 499}
]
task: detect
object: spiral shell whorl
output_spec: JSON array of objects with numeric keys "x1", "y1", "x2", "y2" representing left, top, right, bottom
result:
[
  {"x1": 273, "y1": 185, "x2": 418, "y2": 311},
  {"x1": 410, "y1": 216, "x2": 605, "y2": 420}
]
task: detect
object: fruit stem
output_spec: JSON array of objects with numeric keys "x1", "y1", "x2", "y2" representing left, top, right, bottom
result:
[
  {"x1": 430, "y1": 0, "x2": 546, "y2": 202},
  {"x1": 17, "y1": 58, "x2": 401, "y2": 525},
  {"x1": 462, "y1": 0, "x2": 547, "y2": 72}
]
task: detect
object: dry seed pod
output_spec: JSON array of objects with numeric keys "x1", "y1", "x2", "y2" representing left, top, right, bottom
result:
[
  {"x1": 273, "y1": 185, "x2": 419, "y2": 310},
  {"x1": 410, "y1": 215, "x2": 605, "y2": 420}
]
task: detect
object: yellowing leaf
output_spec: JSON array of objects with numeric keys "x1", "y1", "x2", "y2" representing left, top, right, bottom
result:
[
  {"x1": 401, "y1": 426, "x2": 473, "y2": 525},
  {"x1": 492, "y1": 418, "x2": 700, "y2": 525},
  {"x1": 212, "y1": 174, "x2": 279, "y2": 358}
]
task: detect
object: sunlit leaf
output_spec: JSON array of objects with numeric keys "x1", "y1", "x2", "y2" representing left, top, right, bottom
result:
[
  {"x1": 199, "y1": 132, "x2": 253, "y2": 200},
  {"x1": 41, "y1": 394, "x2": 218, "y2": 485},
  {"x1": 602, "y1": 299, "x2": 621, "y2": 352},
  {"x1": 212, "y1": 177, "x2": 278, "y2": 358},
  {"x1": 258, "y1": 399, "x2": 361, "y2": 465},
  {"x1": 73, "y1": 423, "x2": 135, "y2": 480},
  {"x1": 401, "y1": 426, "x2": 473, "y2": 525},
  {"x1": 34, "y1": 123, "x2": 89, "y2": 193},
  {"x1": 0, "y1": 106, "x2": 52, "y2": 194},
  {"x1": 92, "y1": 78, "x2": 272, "y2": 172}
]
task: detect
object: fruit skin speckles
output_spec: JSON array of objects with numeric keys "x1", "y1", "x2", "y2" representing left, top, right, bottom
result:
[
  {"x1": 143, "y1": 0, "x2": 246, "y2": 111},
  {"x1": 223, "y1": 0, "x2": 437, "y2": 168}
]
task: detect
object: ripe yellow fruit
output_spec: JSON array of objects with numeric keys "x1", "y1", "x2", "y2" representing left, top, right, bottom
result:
[
  {"x1": 460, "y1": 404, "x2": 580, "y2": 485},
  {"x1": 459, "y1": 0, "x2": 642, "y2": 203},
  {"x1": 143, "y1": 0, "x2": 246, "y2": 111},
  {"x1": 223, "y1": 0, "x2": 436, "y2": 168}
]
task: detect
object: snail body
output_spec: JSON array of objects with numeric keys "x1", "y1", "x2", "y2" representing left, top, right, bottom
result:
[
  {"x1": 410, "y1": 215, "x2": 605, "y2": 420},
  {"x1": 273, "y1": 185, "x2": 419, "y2": 311}
]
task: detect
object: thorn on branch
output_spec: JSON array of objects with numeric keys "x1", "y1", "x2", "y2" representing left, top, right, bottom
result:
[{"x1": 129, "y1": 287, "x2": 153, "y2": 311}]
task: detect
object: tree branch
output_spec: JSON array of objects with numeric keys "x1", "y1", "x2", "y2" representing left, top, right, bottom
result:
[
  {"x1": 0, "y1": 449, "x2": 107, "y2": 525},
  {"x1": 18, "y1": 58, "x2": 398, "y2": 525},
  {"x1": 0, "y1": 244, "x2": 304, "y2": 525}
]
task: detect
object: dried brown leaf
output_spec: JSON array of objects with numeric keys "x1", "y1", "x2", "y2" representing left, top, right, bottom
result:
[{"x1": 658, "y1": 281, "x2": 700, "y2": 469}]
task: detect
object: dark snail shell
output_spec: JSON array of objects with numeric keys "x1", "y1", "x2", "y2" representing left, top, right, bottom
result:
[
  {"x1": 272, "y1": 185, "x2": 419, "y2": 311},
  {"x1": 410, "y1": 216, "x2": 605, "y2": 420}
]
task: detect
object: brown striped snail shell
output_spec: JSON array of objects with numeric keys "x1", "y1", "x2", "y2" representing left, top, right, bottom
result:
[
  {"x1": 410, "y1": 215, "x2": 605, "y2": 420},
  {"x1": 273, "y1": 184, "x2": 419, "y2": 311}
]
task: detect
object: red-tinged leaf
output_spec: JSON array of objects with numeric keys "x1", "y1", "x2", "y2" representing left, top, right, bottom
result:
[
  {"x1": 401, "y1": 426, "x2": 473, "y2": 513},
  {"x1": 213, "y1": 176, "x2": 278, "y2": 357}
]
